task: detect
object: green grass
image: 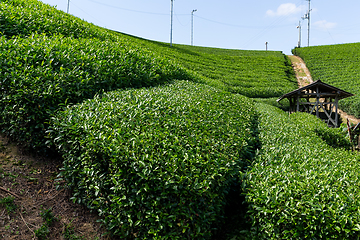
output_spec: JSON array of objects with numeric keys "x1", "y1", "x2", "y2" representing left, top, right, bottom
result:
[
  {"x1": 0, "y1": 196, "x2": 17, "y2": 214},
  {"x1": 293, "y1": 44, "x2": 360, "y2": 117}
]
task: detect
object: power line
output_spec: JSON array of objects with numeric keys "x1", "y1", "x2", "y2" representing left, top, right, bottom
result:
[
  {"x1": 242, "y1": 0, "x2": 304, "y2": 49},
  {"x1": 87, "y1": 0, "x2": 168, "y2": 16},
  {"x1": 70, "y1": 1, "x2": 108, "y2": 27},
  {"x1": 84, "y1": 0, "x2": 293, "y2": 29},
  {"x1": 64, "y1": 0, "x2": 305, "y2": 50},
  {"x1": 174, "y1": 12, "x2": 190, "y2": 27},
  {"x1": 194, "y1": 15, "x2": 291, "y2": 29},
  {"x1": 242, "y1": 15, "x2": 297, "y2": 49},
  {"x1": 312, "y1": 8, "x2": 337, "y2": 44}
]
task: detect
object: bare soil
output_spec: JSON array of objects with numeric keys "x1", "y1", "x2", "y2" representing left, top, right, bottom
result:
[
  {"x1": 287, "y1": 55, "x2": 313, "y2": 88},
  {"x1": 0, "y1": 135, "x2": 116, "y2": 240},
  {"x1": 288, "y1": 55, "x2": 360, "y2": 125}
]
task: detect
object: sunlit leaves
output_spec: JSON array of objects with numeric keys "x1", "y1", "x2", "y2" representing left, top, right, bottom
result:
[
  {"x1": 50, "y1": 81, "x2": 259, "y2": 239},
  {"x1": 245, "y1": 103, "x2": 360, "y2": 239},
  {"x1": 0, "y1": 34, "x2": 189, "y2": 152},
  {"x1": 121, "y1": 40, "x2": 299, "y2": 98}
]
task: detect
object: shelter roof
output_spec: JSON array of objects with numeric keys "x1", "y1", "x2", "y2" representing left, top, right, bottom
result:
[{"x1": 277, "y1": 80, "x2": 354, "y2": 102}]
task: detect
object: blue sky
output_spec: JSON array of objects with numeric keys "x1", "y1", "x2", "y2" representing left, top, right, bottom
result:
[{"x1": 39, "y1": 0, "x2": 360, "y2": 55}]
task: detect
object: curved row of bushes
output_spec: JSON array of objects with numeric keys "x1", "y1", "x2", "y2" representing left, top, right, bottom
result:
[
  {"x1": 244, "y1": 103, "x2": 360, "y2": 239},
  {"x1": 1, "y1": 0, "x2": 114, "y2": 40},
  {"x1": 4, "y1": 1, "x2": 358, "y2": 239},
  {"x1": 127, "y1": 39, "x2": 299, "y2": 98},
  {"x1": 0, "y1": 34, "x2": 190, "y2": 151},
  {"x1": 49, "y1": 81, "x2": 259, "y2": 239}
]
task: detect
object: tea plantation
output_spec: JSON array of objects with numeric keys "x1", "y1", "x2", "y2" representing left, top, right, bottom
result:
[
  {"x1": 50, "y1": 81, "x2": 259, "y2": 239},
  {"x1": 246, "y1": 104, "x2": 360, "y2": 239},
  {"x1": 117, "y1": 35, "x2": 298, "y2": 98},
  {"x1": 293, "y1": 43, "x2": 360, "y2": 117},
  {"x1": 1, "y1": 0, "x2": 360, "y2": 239}
]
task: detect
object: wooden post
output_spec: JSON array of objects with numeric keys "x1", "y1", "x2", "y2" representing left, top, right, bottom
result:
[
  {"x1": 316, "y1": 86, "x2": 319, "y2": 118},
  {"x1": 335, "y1": 95, "x2": 339, "y2": 127},
  {"x1": 297, "y1": 95, "x2": 300, "y2": 112}
]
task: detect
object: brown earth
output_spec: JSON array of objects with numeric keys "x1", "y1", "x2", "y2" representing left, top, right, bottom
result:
[
  {"x1": 288, "y1": 55, "x2": 360, "y2": 125},
  {"x1": 287, "y1": 55, "x2": 313, "y2": 88},
  {"x1": 0, "y1": 135, "x2": 115, "y2": 240}
]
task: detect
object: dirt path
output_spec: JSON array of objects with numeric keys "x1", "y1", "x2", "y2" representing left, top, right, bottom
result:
[
  {"x1": 287, "y1": 55, "x2": 313, "y2": 87},
  {"x1": 288, "y1": 55, "x2": 360, "y2": 125}
]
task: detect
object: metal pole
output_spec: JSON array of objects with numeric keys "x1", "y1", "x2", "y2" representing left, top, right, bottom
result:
[
  {"x1": 170, "y1": 0, "x2": 174, "y2": 47},
  {"x1": 307, "y1": 0, "x2": 310, "y2": 47},
  {"x1": 67, "y1": 0, "x2": 70, "y2": 14},
  {"x1": 265, "y1": 42, "x2": 268, "y2": 51},
  {"x1": 191, "y1": 9, "x2": 197, "y2": 46},
  {"x1": 297, "y1": 21, "x2": 301, "y2": 48},
  {"x1": 301, "y1": 0, "x2": 311, "y2": 47}
]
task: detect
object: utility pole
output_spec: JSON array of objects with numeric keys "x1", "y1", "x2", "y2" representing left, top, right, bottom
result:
[
  {"x1": 302, "y1": 0, "x2": 311, "y2": 46},
  {"x1": 297, "y1": 21, "x2": 301, "y2": 48},
  {"x1": 265, "y1": 42, "x2": 268, "y2": 51},
  {"x1": 67, "y1": 0, "x2": 70, "y2": 14},
  {"x1": 191, "y1": 9, "x2": 197, "y2": 46},
  {"x1": 170, "y1": 0, "x2": 174, "y2": 47}
]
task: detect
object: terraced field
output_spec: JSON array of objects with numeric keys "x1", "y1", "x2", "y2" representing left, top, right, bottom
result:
[
  {"x1": 119, "y1": 36, "x2": 298, "y2": 98},
  {"x1": 1, "y1": 0, "x2": 360, "y2": 239}
]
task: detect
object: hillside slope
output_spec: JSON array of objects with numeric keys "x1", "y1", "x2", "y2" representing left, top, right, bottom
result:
[
  {"x1": 116, "y1": 35, "x2": 298, "y2": 98},
  {"x1": 0, "y1": 0, "x2": 297, "y2": 152},
  {"x1": 3, "y1": 0, "x2": 360, "y2": 239},
  {"x1": 293, "y1": 43, "x2": 360, "y2": 117}
]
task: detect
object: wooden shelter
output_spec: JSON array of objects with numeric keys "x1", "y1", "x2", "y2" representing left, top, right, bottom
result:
[{"x1": 277, "y1": 80, "x2": 354, "y2": 127}]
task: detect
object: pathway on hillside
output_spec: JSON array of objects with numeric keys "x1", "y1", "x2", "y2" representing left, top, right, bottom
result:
[
  {"x1": 287, "y1": 55, "x2": 313, "y2": 87},
  {"x1": 287, "y1": 55, "x2": 360, "y2": 125}
]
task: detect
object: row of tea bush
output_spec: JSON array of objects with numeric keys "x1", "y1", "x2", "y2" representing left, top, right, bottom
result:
[
  {"x1": 122, "y1": 37, "x2": 299, "y2": 98},
  {"x1": 49, "y1": 81, "x2": 260, "y2": 239},
  {"x1": 0, "y1": 34, "x2": 190, "y2": 151},
  {"x1": 3, "y1": 0, "x2": 359, "y2": 239},
  {"x1": 244, "y1": 103, "x2": 360, "y2": 239},
  {"x1": 1, "y1": 0, "x2": 113, "y2": 40}
]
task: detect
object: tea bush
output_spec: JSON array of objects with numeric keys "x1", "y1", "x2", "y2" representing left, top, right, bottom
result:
[
  {"x1": 0, "y1": 0, "x2": 297, "y2": 153},
  {"x1": 244, "y1": 103, "x2": 360, "y2": 239},
  {"x1": 0, "y1": 34, "x2": 190, "y2": 151},
  {"x1": 124, "y1": 38, "x2": 298, "y2": 98},
  {"x1": 293, "y1": 44, "x2": 360, "y2": 117},
  {"x1": 49, "y1": 81, "x2": 259, "y2": 239},
  {"x1": 0, "y1": 0, "x2": 113, "y2": 40}
]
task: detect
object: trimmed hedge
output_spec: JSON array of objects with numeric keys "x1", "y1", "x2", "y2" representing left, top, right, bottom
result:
[
  {"x1": 49, "y1": 81, "x2": 259, "y2": 239},
  {"x1": 244, "y1": 103, "x2": 360, "y2": 239},
  {"x1": 0, "y1": 34, "x2": 190, "y2": 151}
]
